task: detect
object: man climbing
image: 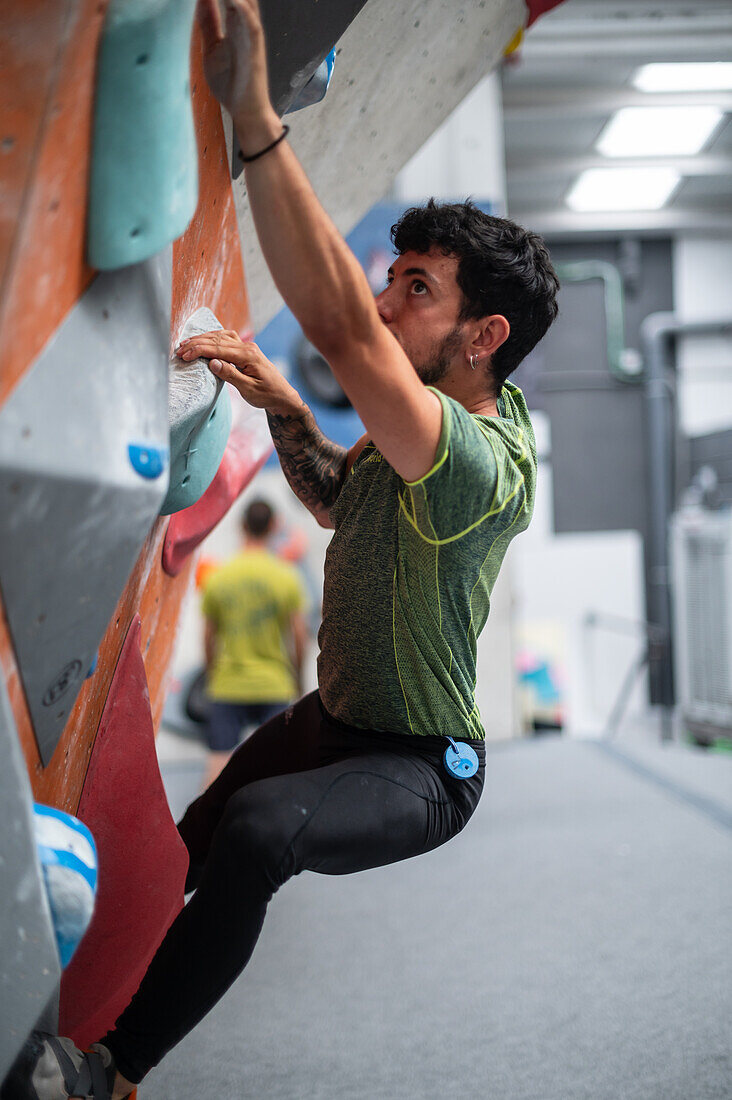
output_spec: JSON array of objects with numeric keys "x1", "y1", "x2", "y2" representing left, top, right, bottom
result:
[{"x1": 20, "y1": 0, "x2": 559, "y2": 1095}]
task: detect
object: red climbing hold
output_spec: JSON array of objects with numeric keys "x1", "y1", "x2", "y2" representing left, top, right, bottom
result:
[
  {"x1": 162, "y1": 424, "x2": 272, "y2": 576},
  {"x1": 527, "y1": 0, "x2": 566, "y2": 25},
  {"x1": 59, "y1": 615, "x2": 189, "y2": 1048}
]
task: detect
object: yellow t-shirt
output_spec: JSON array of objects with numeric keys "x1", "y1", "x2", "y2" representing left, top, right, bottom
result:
[{"x1": 202, "y1": 549, "x2": 308, "y2": 703}]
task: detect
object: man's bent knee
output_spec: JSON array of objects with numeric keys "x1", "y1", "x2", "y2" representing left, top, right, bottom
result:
[{"x1": 216, "y1": 786, "x2": 299, "y2": 892}]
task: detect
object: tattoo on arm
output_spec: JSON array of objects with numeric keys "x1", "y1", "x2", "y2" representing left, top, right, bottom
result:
[{"x1": 266, "y1": 407, "x2": 348, "y2": 513}]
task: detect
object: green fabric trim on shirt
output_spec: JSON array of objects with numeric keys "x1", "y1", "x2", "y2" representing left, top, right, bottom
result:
[{"x1": 402, "y1": 387, "x2": 451, "y2": 487}]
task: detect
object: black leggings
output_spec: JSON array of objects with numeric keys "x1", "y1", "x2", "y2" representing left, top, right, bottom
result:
[{"x1": 102, "y1": 691, "x2": 485, "y2": 1083}]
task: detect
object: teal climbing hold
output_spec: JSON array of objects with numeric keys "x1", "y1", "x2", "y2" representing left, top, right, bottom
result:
[
  {"x1": 160, "y1": 307, "x2": 233, "y2": 516},
  {"x1": 87, "y1": 0, "x2": 198, "y2": 271},
  {"x1": 161, "y1": 387, "x2": 231, "y2": 515}
]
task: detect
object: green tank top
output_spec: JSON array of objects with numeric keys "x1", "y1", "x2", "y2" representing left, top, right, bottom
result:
[{"x1": 317, "y1": 383, "x2": 537, "y2": 740}]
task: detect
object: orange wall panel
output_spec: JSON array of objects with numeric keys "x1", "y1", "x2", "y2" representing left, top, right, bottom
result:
[{"x1": 0, "y1": 0, "x2": 105, "y2": 407}]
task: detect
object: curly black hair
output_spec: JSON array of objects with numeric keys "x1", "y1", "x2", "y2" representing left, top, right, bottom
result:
[{"x1": 391, "y1": 199, "x2": 559, "y2": 392}]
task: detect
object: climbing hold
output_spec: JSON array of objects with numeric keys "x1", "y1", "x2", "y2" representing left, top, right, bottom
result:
[
  {"x1": 162, "y1": 406, "x2": 272, "y2": 574},
  {"x1": 33, "y1": 805, "x2": 98, "y2": 969},
  {"x1": 233, "y1": 44, "x2": 339, "y2": 176},
  {"x1": 128, "y1": 442, "x2": 168, "y2": 479},
  {"x1": 87, "y1": 0, "x2": 198, "y2": 270},
  {"x1": 287, "y1": 49, "x2": 337, "y2": 113},
  {"x1": 161, "y1": 307, "x2": 233, "y2": 515},
  {"x1": 503, "y1": 26, "x2": 524, "y2": 56}
]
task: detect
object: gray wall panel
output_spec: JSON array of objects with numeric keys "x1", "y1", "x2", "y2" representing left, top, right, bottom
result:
[
  {"x1": 0, "y1": 680, "x2": 60, "y2": 1081},
  {"x1": 0, "y1": 255, "x2": 171, "y2": 764}
]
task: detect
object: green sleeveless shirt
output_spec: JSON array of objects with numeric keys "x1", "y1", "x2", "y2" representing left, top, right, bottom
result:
[{"x1": 317, "y1": 383, "x2": 536, "y2": 740}]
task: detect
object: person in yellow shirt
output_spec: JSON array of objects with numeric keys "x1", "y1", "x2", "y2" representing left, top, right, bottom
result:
[{"x1": 201, "y1": 498, "x2": 309, "y2": 785}]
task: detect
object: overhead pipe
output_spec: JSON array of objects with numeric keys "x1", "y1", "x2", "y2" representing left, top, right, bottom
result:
[{"x1": 556, "y1": 261, "x2": 642, "y2": 383}]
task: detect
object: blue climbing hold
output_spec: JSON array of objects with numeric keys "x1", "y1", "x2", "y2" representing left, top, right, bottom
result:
[
  {"x1": 287, "y1": 49, "x2": 337, "y2": 114},
  {"x1": 33, "y1": 804, "x2": 98, "y2": 968},
  {"x1": 128, "y1": 442, "x2": 169, "y2": 480}
]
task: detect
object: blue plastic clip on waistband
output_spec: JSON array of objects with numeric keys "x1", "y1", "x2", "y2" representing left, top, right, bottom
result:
[{"x1": 443, "y1": 736, "x2": 479, "y2": 779}]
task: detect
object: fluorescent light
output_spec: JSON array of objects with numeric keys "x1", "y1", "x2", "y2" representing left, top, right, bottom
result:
[
  {"x1": 566, "y1": 168, "x2": 680, "y2": 212},
  {"x1": 634, "y1": 62, "x2": 732, "y2": 93},
  {"x1": 597, "y1": 106, "x2": 724, "y2": 157}
]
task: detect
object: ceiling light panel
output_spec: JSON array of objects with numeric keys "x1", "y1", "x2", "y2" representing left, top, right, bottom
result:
[
  {"x1": 633, "y1": 63, "x2": 732, "y2": 93},
  {"x1": 596, "y1": 106, "x2": 724, "y2": 158},
  {"x1": 566, "y1": 168, "x2": 681, "y2": 212}
]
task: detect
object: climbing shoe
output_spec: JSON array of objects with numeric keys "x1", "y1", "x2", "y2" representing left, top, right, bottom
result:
[{"x1": 2, "y1": 1032, "x2": 120, "y2": 1099}]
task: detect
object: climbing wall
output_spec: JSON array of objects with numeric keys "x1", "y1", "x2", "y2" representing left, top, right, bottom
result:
[
  {"x1": 0, "y1": 0, "x2": 566, "y2": 1081},
  {"x1": 0, "y1": 0, "x2": 268, "y2": 1076}
]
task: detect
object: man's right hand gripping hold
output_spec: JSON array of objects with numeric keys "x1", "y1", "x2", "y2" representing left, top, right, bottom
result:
[{"x1": 176, "y1": 329, "x2": 353, "y2": 528}]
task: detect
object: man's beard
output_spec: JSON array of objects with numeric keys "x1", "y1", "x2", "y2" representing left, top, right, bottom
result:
[{"x1": 412, "y1": 325, "x2": 464, "y2": 386}]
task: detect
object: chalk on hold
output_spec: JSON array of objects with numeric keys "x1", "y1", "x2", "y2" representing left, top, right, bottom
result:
[
  {"x1": 160, "y1": 307, "x2": 232, "y2": 515},
  {"x1": 87, "y1": 0, "x2": 198, "y2": 270}
]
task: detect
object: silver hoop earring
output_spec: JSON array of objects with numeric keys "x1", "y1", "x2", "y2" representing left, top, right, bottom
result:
[{"x1": 469, "y1": 354, "x2": 478, "y2": 371}]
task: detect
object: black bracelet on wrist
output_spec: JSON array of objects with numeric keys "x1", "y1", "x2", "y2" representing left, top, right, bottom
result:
[{"x1": 238, "y1": 124, "x2": 290, "y2": 164}]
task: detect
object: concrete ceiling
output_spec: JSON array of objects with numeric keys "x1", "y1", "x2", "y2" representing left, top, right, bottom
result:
[{"x1": 501, "y1": 0, "x2": 732, "y2": 237}]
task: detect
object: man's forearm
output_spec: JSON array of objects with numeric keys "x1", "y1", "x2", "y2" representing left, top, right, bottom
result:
[
  {"x1": 239, "y1": 111, "x2": 377, "y2": 352},
  {"x1": 266, "y1": 405, "x2": 347, "y2": 513}
]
